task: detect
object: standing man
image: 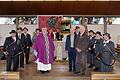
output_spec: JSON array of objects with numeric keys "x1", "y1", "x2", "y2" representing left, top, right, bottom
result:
[
  {"x1": 75, "y1": 26, "x2": 89, "y2": 75},
  {"x1": 93, "y1": 31, "x2": 103, "y2": 71},
  {"x1": 55, "y1": 29, "x2": 63, "y2": 41},
  {"x1": 16, "y1": 27, "x2": 24, "y2": 68},
  {"x1": 34, "y1": 27, "x2": 55, "y2": 73},
  {"x1": 100, "y1": 33, "x2": 116, "y2": 72},
  {"x1": 32, "y1": 28, "x2": 41, "y2": 44},
  {"x1": 88, "y1": 30, "x2": 95, "y2": 68},
  {"x1": 75, "y1": 26, "x2": 80, "y2": 39},
  {"x1": 65, "y1": 28, "x2": 76, "y2": 72},
  {"x1": 22, "y1": 27, "x2": 32, "y2": 64},
  {"x1": 3, "y1": 30, "x2": 22, "y2": 71}
]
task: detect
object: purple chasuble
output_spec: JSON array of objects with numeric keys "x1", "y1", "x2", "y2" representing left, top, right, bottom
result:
[{"x1": 34, "y1": 33, "x2": 55, "y2": 64}]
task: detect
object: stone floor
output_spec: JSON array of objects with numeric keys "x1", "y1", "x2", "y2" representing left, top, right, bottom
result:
[{"x1": 0, "y1": 55, "x2": 120, "y2": 80}]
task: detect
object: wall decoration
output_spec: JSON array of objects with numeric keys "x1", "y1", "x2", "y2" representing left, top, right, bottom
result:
[
  {"x1": 60, "y1": 20, "x2": 71, "y2": 34},
  {"x1": 38, "y1": 16, "x2": 62, "y2": 32}
]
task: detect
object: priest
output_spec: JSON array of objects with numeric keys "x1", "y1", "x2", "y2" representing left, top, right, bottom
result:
[{"x1": 34, "y1": 27, "x2": 55, "y2": 74}]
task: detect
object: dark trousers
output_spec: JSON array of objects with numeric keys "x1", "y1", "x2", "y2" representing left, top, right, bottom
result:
[
  {"x1": 20, "y1": 54, "x2": 24, "y2": 66},
  {"x1": 6, "y1": 56, "x2": 18, "y2": 71},
  {"x1": 24, "y1": 48, "x2": 30, "y2": 64},
  {"x1": 68, "y1": 48, "x2": 76, "y2": 71},
  {"x1": 16, "y1": 55, "x2": 19, "y2": 68},
  {"x1": 76, "y1": 52, "x2": 87, "y2": 73},
  {"x1": 87, "y1": 51, "x2": 95, "y2": 66},
  {"x1": 95, "y1": 59, "x2": 101, "y2": 71}
]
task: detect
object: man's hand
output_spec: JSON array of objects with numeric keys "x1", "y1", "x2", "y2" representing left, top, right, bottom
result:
[
  {"x1": 27, "y1": 46, "x2": 29, "y2": 49},
  {"x1": 19, "y1": 52, "x2": 23, "y2": 54},
  {"x1": 3, "y1": 52, "x2": 8, "y2": 55},
  {"x1": 65, "y1": 50, "x2": 68, "y2": 53},
  {"x1": 76, "y1": 48, "x2": 81, "y2": 53}
]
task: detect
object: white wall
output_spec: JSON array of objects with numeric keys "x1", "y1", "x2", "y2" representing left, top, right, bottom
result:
[
  {"x1": 87, "y1": 25, "x2": 104, "y2": 34},
  {"x1": 107, "y1": 25, "x2": 120, "y2": 47},
  {"x1": 0, "y1": 24, "x2": 16, "y2": 46}
]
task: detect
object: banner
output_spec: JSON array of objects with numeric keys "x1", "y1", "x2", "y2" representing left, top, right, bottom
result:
[{"x1": 38, "y1": 16, "x2": 62, "y2": 32}]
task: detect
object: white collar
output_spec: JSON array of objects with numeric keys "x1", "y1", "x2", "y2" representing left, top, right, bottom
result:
[
  {"x1": 104, "y1": 40, "x2": 110, "y2": 44},
  {"x1": 12, "y1": 37, "x2": 16, "y2": 41}
]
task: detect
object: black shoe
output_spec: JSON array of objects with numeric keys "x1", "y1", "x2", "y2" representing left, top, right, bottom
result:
[
  {"x1": 69, "y1": 69, "x2": 72, "y2": 72},
  {"x1": 20, "y1": 66, "x2": 24, "y2": 68},
  {"x1": 81, "y1": 73, "x2": 86, "y2": 75},
  {"x1": 26, "y1": 62, "x2": 29, "y2": 64},
  {"x1": 74, "y1": 71, "x2": 81, "y2": 74},
  {"x1": 73, "y1": 70, "x2": 76, "y2": 72},
  {"x1": 88, "y1": 65, "x2": 93, "y2": 68},
  {"x1": 40, "y1": 71, "x2": 45, "y2": 74},
  {"x1": 46, "y1": 70, "x2": 50, "y2": 73},
  {"x1": 93, "y1": 68, "x2": 99, "y2": 71}
]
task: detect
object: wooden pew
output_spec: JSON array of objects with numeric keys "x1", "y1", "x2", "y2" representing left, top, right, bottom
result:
[
  {"x1": 0, "y1": 72, "x2": 19, "y2": 80},
  {"x1": 91, "y1": 72, "x2": 120, "y2": 80}
]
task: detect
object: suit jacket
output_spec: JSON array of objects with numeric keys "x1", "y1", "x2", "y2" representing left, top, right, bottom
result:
[
  {"x1": 88, "y1": 36, "x2": 96, "y2": 51},
  {"x1": 16, "y1": 33, "x2": 24, "y2": 51},
  {"x1": 75, "y1": 33, "x2": 89, "y2": 53},
  {"x1": 100, "y1": 41, "x2": 115, "y2": 64},
  {"x1": 3, "y1": 36, "x2": 22, "y2": 56},
  {"x1": 32, "y1": 33, "x2": 38, "y2": 43},
  {"x1": 94, "y1": 38, "x2": 103, "y2": 56},
  {"x1": 65, "y1": 34, "x2": 76, "y2": 51},
  {"x1": 21, "y1": 33, "x2": 32, "y2": 48}
]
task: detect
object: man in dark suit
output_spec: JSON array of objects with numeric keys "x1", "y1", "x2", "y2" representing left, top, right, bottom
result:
[
  {"x1": 3, "y1": 30, "x2": 22, "y2": 71},
  {"x1": 65, "y1": 28, "x2": 76, "y2": 72},
  {"x1": 93, "y1": 31, "x2": 103, "y2": 71},
  {"x1": 75, "y1": 26, "x2": 80, "y2": 39},
  {"x1": 16, "y1": 27, "x2": 24, "y2": 68},
  {"x1": 22, "y1": 27, "x2": 32, "y2": 64},
  {"x1": 55, "y1": 29, "x2": 63, "y2": 41},
  {"x1": 88, "y1": 30, "x2": 95, "y2": 68}
]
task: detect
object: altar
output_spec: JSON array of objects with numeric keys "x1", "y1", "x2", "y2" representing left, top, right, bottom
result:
[{"x1": 54, "y1": 41, "x2": 68, "y2": 60}]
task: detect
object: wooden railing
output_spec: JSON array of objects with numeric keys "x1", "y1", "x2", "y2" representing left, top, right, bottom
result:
[
  {"x1": 0, "y1": 72, "x2": 19, "y2": 80},
  {"x1": 91, "y1": 72, "x2": 120, "y2": 80}
]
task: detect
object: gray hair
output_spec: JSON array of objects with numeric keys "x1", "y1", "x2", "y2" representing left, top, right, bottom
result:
[{"x1": 42, "y1": 27, "x2": 47, "y2": 31}]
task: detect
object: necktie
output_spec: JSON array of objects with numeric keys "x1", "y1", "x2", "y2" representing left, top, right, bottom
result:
[
  {"x1": 18, "y1": 34, "x2": 20, "y2": 39},
  {"x1": 13, "y1": 38, "x2": 15, "y2": 43}
]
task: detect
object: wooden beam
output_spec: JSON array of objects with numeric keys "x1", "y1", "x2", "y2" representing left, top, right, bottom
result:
[{"x1": 0, "y1": 1, "x2": 120, "y2": 15}]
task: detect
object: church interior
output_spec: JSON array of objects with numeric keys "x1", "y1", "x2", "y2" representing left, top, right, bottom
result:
[{"x1": 1, "y1": 1, "x2": 120, "y2": 80}]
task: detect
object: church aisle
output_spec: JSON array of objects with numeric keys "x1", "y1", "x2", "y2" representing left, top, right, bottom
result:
[
  {"x1": 20, "y1": 62, "x2": 91, "y2": 80},
  {"x1": 1, "y1": 55, "x2": 120, "y2": 80}
]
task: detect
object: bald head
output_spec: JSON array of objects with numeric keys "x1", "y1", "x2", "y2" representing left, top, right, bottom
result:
[{"x1": 80, "y1": 26, "x2": 85, "y2": 34}]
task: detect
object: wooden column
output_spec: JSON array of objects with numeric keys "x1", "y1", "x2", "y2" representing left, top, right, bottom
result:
[
  {"x1": 16, "y1": 17, "x2": 19, "y2": 29},
  {"x1": 104, "y1": 17, "x2": 107, "y2": 33},
  {"x1": 82, "y1": 17, "x2": 85, "y2": 25},
  {"x1": 82, "y1": 17, "x2": 88, "y2": 35}
]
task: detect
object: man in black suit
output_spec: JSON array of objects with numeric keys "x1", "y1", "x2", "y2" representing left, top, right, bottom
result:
[
  {"x1": 16, "y1": 27, "x2": 24, "y2": 68},
  {"x1": 55, "y1": 29, "x2": 63, "y2": 41},
  {"x1": 88, "y1": 30, "x2": 95, "y2": 68},
  {"x1": 75, "y1": 26, "x2": 80, "y2": 39},
  {"x1": 3, "y1": 30, "x2": 22, "y2": 71},
  {"x1": 22, "y1": 27, "x2": 32, "y2": 64}
]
